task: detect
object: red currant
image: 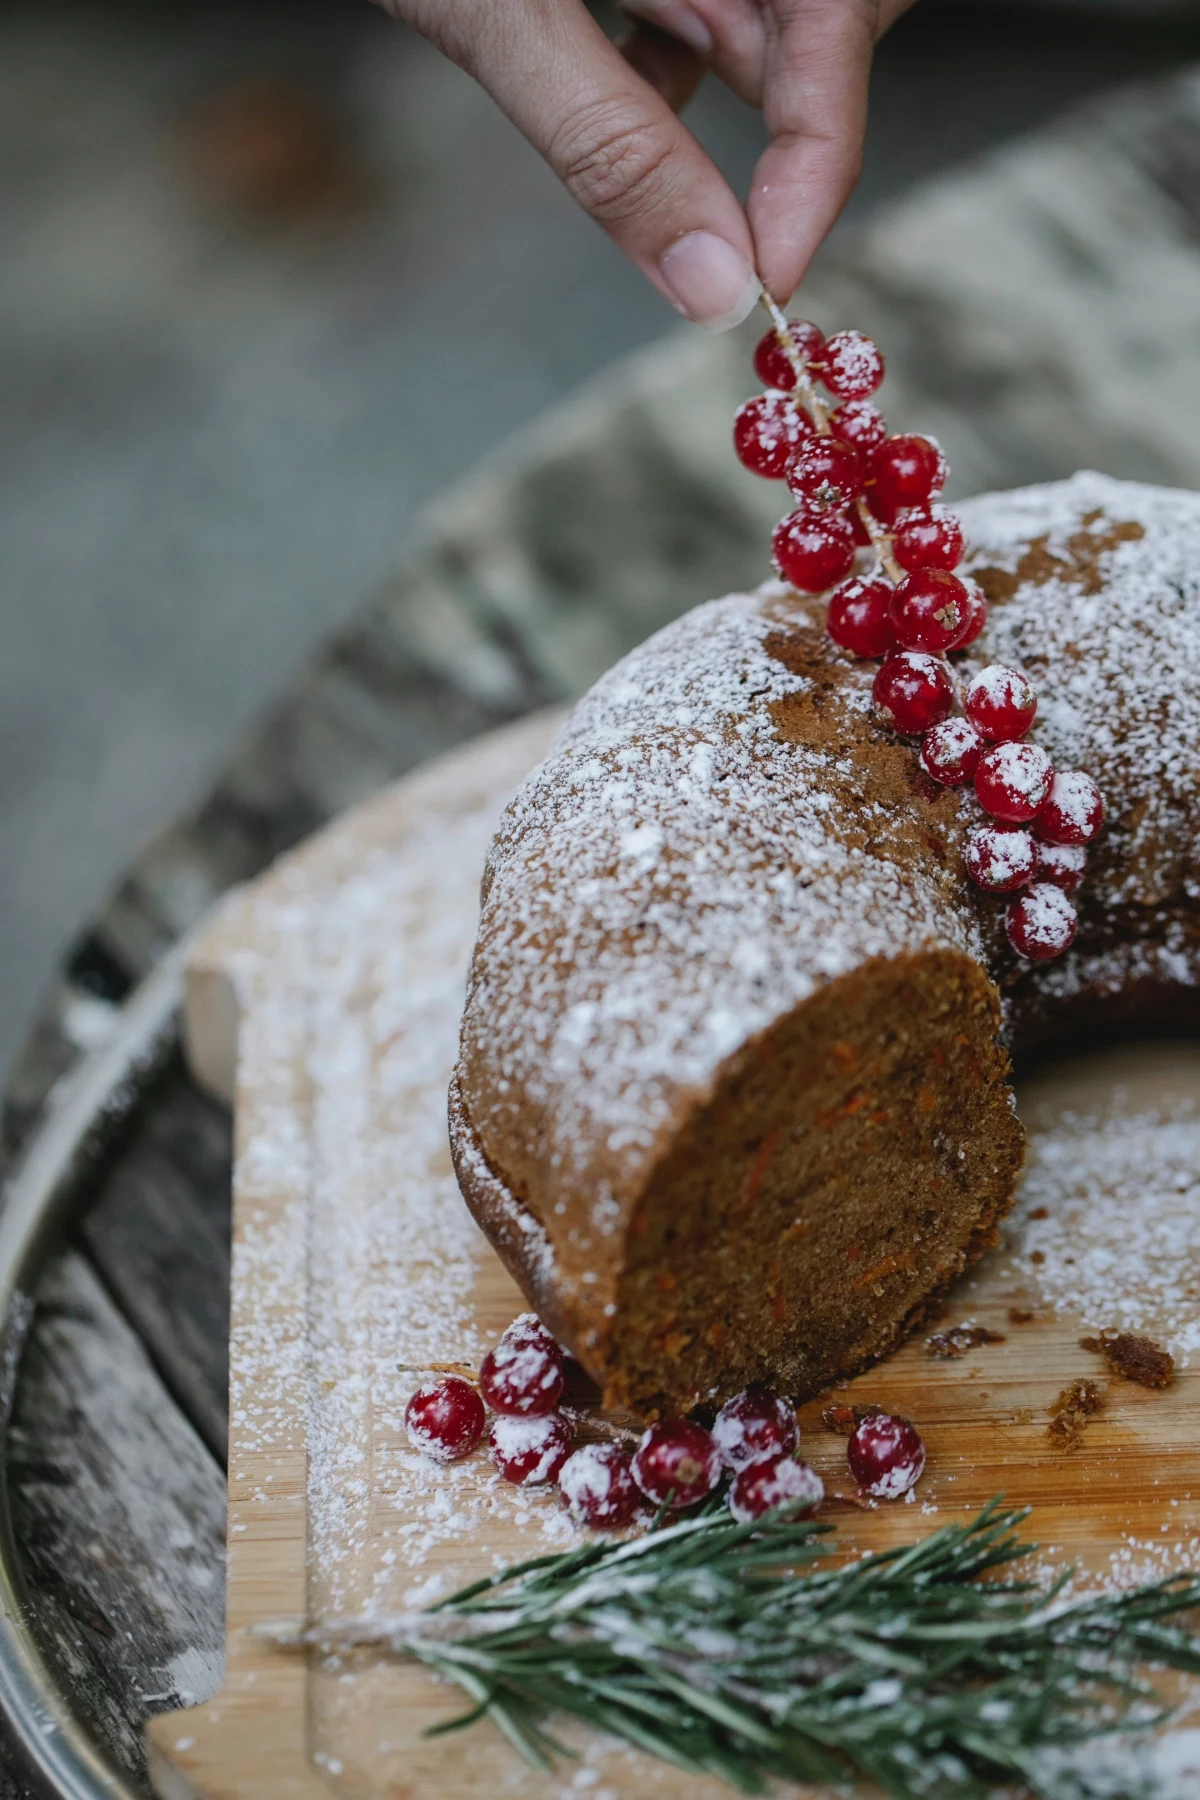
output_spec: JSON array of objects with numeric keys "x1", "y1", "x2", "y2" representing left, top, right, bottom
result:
[
  {"x1": 827, "y1": 577, "x2": 896, "y2": 659},
  {"x1": 869, "y1": 434, "x2": 947, "y2": 524},
  {"x1": 830, "y1": 399, "x2": 888, "y2": 456},
  {"x1": 892, "y1": 505, "x2": 964, "y2": 573},
  {"x1": 964, "y1": 665, "x2": 1037, "y2": 742},
  {"x1": 733, "y1": 392, "x2": 813, "y2": 478},
  {"x1": 479, "y1": 1332, "x2": 565, "y2": 1417},
  {"x1": 919, "y1": 717, "x2": 982, "y2": 786},
  {"x1": 558, "y1": 1443, "x2": 640, "y2": 1529},
  {"x1": 965, "y1": 825, "x2": 1036, "y2": 894},
  {"x1": 1035, "y1": 770, "x2": 1105, "y2": 845},
  {"x1": 712, "y1": 1388, "x2": 798, "y2": 1472},
  {"x1": 890, "y1": 570, "x2": 971, "y2": 653},
  {"x1": 975, "y1": 741, "x2": 1054, "y2": 824},
  {"x1": 729, "y1": 1454, "x2": 824, "y2": 1524},
  {"x1": 786, "y1": 437, "x2": 864, "y2": 510},
  {"x1": 1006, "y1": 883, "x2": 1077, "y2": 961},
  {"x1": 847, "y1": 1412, "x2": 926, "y2": 1498},
  {"x1": 873, "y1": 652, "x2": 955, "y2": 735},
  {"x1": 812, "y1": 330, "x2": 885, "y2": 400},
  {"x1": 752, "y1": 321, "x2": 824, "y2": 391},
  {"x1": 1034, "y1": 840, "x2": 1087, "y2": 893},
  {"x1": 489, "y1": 1412, "x2": 573, "y2": 1485},
  {"x1": 631, "y1": 1420, "x2": 721, "y2": 1509},
  {"x1": 405, "y1": 1378, "x2": 486, "y2": 1463},
  {"x1": 772, "y1": 506, "x2": 856, "y2": 593},
  {"x1": 503, "y1": 1312, "x2": 561, "y2": 1355},
  {"x1": 954, "y1": 577, "x2": 988, "y2": 649}
]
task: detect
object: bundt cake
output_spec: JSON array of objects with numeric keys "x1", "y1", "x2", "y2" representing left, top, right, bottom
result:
[{"x1": 449, "y1": 473, "x2": 1200, "y2": 1418}]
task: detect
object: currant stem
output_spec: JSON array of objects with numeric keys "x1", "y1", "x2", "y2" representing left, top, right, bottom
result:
[
  {"x1": 757, "y1": 291, "x2": 902, "y2": 584},
  {"x1": 398, "y1": 1361, "x2": 479, "y2": 1378}
]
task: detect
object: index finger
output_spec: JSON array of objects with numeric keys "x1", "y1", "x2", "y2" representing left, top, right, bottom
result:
[{"x1": 442, "y1": 0, "x2": 763, "y2": 330}]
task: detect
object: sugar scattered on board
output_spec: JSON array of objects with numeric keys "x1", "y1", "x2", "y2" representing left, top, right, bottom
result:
[{"x1": 1009, "y1": 1092, "x2": 1200, "y2": 1364}]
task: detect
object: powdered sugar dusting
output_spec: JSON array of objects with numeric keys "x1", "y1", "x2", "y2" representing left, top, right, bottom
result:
[
  {"x1": 304, "y1": 810, "x2": 582, "y2": 1620},
  {"x1": 1010, "y1": 1089, "x2": 1200, "y2": 1363}
]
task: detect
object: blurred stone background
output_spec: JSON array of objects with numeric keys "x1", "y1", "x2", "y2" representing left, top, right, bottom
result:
[{"x1": 4, "y1": 0, "x2": 1200, "y2": 1087}]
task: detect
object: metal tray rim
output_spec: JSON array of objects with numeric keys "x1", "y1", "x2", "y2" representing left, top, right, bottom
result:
[{"x1": 0, "y1": 948, "x2": 191, "y2": 1800}]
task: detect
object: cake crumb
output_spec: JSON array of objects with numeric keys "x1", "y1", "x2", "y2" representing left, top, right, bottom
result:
[
  {"x1": 1007, "y1": 1307, "x2": 1035, "y2": 1325},
  {"x1": 1047, "y1": 1379, "x2": 1103, "y2": 1450},
  {"x1": 820, "y1": 1402, "x2": 883, "y2": 1437},
  {"x1": 925, "y1": 1324, "x2": 1006, "y2": 1359},
  {"x1": 1080, "y1": 1331, "x2": 1175, "y2": 1389}
]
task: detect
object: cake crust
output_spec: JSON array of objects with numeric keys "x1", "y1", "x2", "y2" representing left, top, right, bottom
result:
[{"x1": 451, "y1": 474, "x2": 1200, "y2": 1415}]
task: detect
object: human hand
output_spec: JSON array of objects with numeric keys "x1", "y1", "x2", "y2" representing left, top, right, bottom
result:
[{"x1": 380, "y1": 1, "x2": 914, "y2": 329}]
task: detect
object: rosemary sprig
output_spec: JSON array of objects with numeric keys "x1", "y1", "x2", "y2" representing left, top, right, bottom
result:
[{"x1": 286, "y1": 1500, "x2": 1200, "y2": 1799}]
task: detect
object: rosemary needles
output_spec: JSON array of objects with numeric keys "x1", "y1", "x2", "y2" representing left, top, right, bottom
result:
[{"x1": 288, "y1": 1500, "x2": 1200, "y2": 1799}]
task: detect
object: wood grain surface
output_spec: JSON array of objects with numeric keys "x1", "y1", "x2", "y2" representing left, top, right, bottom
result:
[{"x1": 149, "y1": 719, "x2": 1200, "y2": 1800}]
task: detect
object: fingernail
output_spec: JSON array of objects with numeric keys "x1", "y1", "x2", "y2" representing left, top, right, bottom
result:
[
  {"x1": 623, "y1": 0, "x2": 713, "y2": 55},
  {"x1": 658, "y1": 231, "x2": 761, "y2": 332}
]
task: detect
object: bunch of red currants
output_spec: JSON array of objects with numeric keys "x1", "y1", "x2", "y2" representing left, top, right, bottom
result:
[{"x1": 734, "y1": 316, "x2": 1104, "y2": 962}]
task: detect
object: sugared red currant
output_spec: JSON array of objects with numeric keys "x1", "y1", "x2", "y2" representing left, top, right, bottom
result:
[
  {"x1": 752, "y1": 321, "x2": 824, "y2": 391},
  {"x1": 503, "y1": 1312, "x2": 561, "y2": 1354},
  {"x1": 1006, "y1": 883, "x2": 1077, "y2": 961},
  {"x1": 954, "y1": 577, "x2": 988, "y2": 649},
  {"x1": 812, "y1": 330, "x2": 885, "y2": 400},
  {"x1": 965, "y1": 825, "x2": 1036, "y2": 894},
  {"x1": 873, "y1": 652, "x2": 955, "y2": 735},
  {"x1": 733, "y1": 392, "x2": 813, "y2": 478},
  {"x1": 772, "y1": 506, "x2": 856, "y2": 593},
  {"x1": 405, "y1": 1378, "x2": 486, "y2": 1463},
  {"x1": 827, "y1": 577, "x2": 896, "y2": 659},
  {"x1": 964, "y1": 665, "x2": 1037, "y2": 742},
  {"x1": 919, "y1": 717, "x2": 982, "y2": 786},
  {"x1": 631, "y1": 1420, "x2": 721, "y2": 1509},
  {"x1": 975, "y1": 741, "x2": 1054, "y2": 824},
  {"x1": 490, "y1": 1412, "x2": 573, "y2": 1485},
  {"x1": 892, "y1": 505, "x2": 964, "y2": 574},
  {"x1": 786, "y1": 436, "x2": 864, "y2": 510},
  {"x1": 830, "y1": 398, "x2": 888, "y2": 456},
  {"x1": 558, "y1": 1442, "x2": 640, "y2": 1528},
  {"x1": 729, "y1": 1454, "x2": 824, "y2": 1523},
  {"x1": 847, "y1": 1412, "x2": 926, "y2": 1499},
  {"x1": 1034, "y1": 840, "x2": 1087, "y2": 893},
  {"x1": 712, "y1": 1388, "x2": 798, "y2": 1472},
  {"x1": 1035, "y1": 770, "x2": 1105, "y2": 846},
  {"x1": 890, "y1": 570, "x2": 971, "y2": 653},
  {"x1": 869, "y1": 434, "x2": 947, "y2": 524},
  {"x1": 479, "y1": 1332, "x2": 565, "y2": 1417}
]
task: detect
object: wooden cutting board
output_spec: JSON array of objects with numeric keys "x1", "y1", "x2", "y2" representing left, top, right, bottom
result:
[{"x1": 146, "y1": 712, "x2": 1200, "y2": 1800}]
